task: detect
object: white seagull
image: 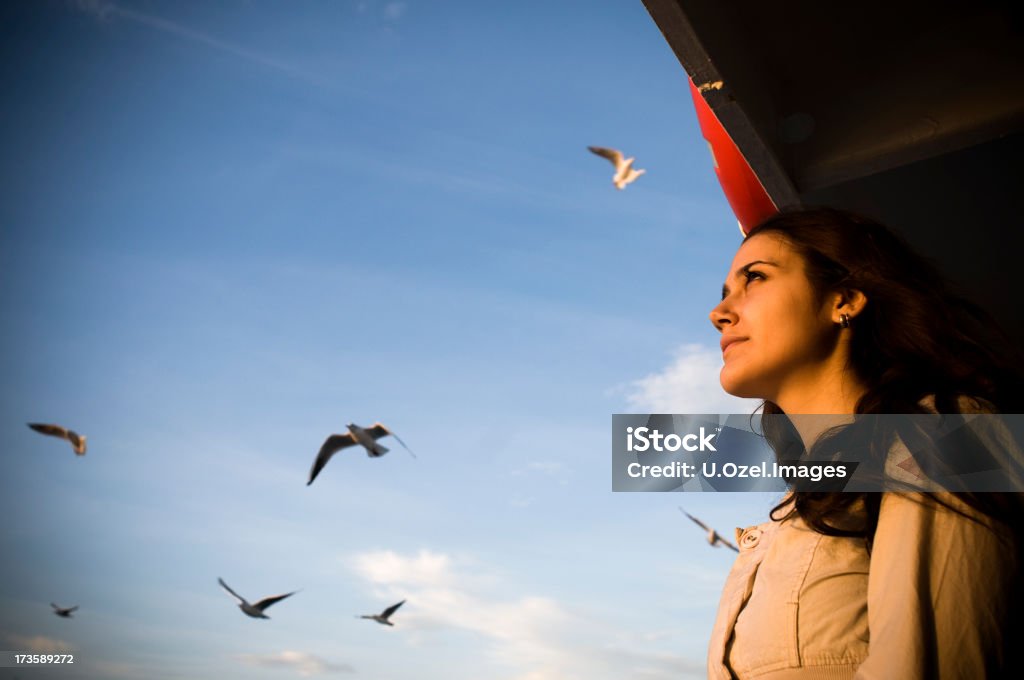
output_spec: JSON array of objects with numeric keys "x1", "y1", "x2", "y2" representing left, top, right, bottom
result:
[
  {"x1": 679, "y1": 507, "x2": 739, "y2": 552},
  {"x1": 51, "y1": 603, "x2": 78, "y2": 618},
  {"x1": 587, "y1": 146, "x2": 646, "y2": 189},
  {"x1": 218, "y1": 578, "x2": 297, "y2": 619},
  {"x1": 359, "y1": 599, "x2": 405, "y2": 626},
  {"x1": 307, "y1": 422, "x2": 416, "y2": 486},
  {"x1": 28, "y1": 423, "x2": 87, "y2": 456}
]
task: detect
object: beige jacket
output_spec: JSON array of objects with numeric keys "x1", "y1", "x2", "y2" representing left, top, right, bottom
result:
[{"x1": 707, "y1": 492, "x2": 1021, "y2": 679}]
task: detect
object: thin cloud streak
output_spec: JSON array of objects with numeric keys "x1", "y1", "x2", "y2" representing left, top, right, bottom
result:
[
  {"x1": 276, "y1": 138, "x2": 714, "y2": 228},
  {"x1": 74, "y1": 0, "x2": 328, "y2": 87},
  {"x1": 237, "y1": 650, "x2": 355, "y2": 676}
]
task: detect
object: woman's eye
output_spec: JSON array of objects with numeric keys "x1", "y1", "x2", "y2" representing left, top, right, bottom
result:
[{"x1": 744, "y1": 270, "x2": 765, "y2": 283}]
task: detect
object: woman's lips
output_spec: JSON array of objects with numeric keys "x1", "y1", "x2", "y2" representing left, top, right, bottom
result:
[{"x1": 721, "y1": 337, "x2": 747, "y2": 355}]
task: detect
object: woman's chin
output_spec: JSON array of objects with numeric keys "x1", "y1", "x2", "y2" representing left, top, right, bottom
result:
[{"x1": 720, "y1": 370, "x2": 765, "y2": 401}]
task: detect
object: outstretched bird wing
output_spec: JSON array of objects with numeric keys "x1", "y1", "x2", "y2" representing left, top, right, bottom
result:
[
  {"x1": 218, "y1": 578, "x2": 247, "y2": 605},
  {"x1": 588, "y1": 146, "x2": 624, "y2": 167},
  {"x1": 308, "y1": 433, "x2": 359, "y2": 485},
  {"x1": 28, "y1": 423, "x2": 85, "y2": 455},
  {"x1": 364, "y1": 423, "x2": 391, "y2": 441},
  {"x1": 30, "y1": 423, "x2": 69, "y2": 438},
  {"x1": 366, "y1": 423, "x2": 416, "y2": 459},
  {"x1": 717, "y1": 534, "x2": 740, "y2": 552},
  {"x1": 679, "y1": 507, "x2": 711, "y2": 533},
  {"x1": 381, "y1": 599, "x2": 405, "y2": 619},
  {"x1": 254, "y1": 591, "x2": 297, "y2": 612}
]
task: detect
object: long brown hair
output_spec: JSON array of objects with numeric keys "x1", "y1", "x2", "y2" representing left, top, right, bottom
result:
[{"x1": 747, "y1": 207, "x2": 1024, "y2": 545}]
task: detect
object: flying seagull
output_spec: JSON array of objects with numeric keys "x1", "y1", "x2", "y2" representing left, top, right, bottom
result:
[
  {"x1": 587, "y1": 146, "x2": 646, "y2": 190},
  {"x1": 218, "y1": 577, "x2": 297, "y2": 619},
  {"x1": 679, "y1": 507, "x2": 739, "y2": 552},
  {"x1": 27, "y1": 423, "x2": 86, "y2": 456},
  {"x1": 359, "y1": 599, "x2": 405, "y2": 626},
  {"x1": 307, "y1": 422, "x2": 416, "y2": 486},
  {"x1": 51, "y1": 603, "x2": 78, "y2": 618}
]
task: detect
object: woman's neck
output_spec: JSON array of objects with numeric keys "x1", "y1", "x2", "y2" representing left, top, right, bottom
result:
[{"x1": 771, "y1": 365, "x2": 868, "y2": 449}]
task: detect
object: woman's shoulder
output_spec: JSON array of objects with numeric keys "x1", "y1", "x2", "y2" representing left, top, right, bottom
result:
[{"x1": 897, "y1": 395, "x2": 1021, "y2": 492}]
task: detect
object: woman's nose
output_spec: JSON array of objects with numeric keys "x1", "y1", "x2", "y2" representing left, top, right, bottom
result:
[{"x1": 709, "y1": 300, "x2": 734, "y2": 331}]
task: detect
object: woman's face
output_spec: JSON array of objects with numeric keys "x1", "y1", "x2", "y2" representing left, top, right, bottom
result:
[{"x1": 709, "y1": 232, "x2": 841, "y2": 403}]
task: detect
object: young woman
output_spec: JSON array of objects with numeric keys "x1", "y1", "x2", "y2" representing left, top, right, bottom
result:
[{"x1": 706, "y1": 207, "x2": 1024, "y2": 679}]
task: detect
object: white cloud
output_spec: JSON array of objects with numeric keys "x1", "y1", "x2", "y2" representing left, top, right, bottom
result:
[
  {"x1": 237, "y1": 650, "x2": 355, "y2": 676},
  {"x1": 352, "y1": 548, "x2": 456, "y2": 589},
  {"x1": 2, "y1": 632, "x2": 74, "y2": 654},
  {"x1": 626, "y1": 344, "x2": 759, "y2": 414},
  {"x1": 347, "y1": 549, "x2": 703, "y2": 679}
]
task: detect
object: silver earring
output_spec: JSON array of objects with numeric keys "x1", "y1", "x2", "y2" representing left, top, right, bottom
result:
[{"x1": 840, "y1": 313, "x2": 850, "y2": 329}]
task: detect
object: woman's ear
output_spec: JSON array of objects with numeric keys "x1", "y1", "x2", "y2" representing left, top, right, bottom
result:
[{"x1": 831, "y1": 289, "x2": 867, "y2": 324}]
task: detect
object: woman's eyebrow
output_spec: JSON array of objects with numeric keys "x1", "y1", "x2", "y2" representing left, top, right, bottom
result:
[
  {"x1": 734, "y1": 259, "x2": 779, "y2": 277},
  {"x1": 721, "y1": 260, "x2": 780, "y2": 299}
]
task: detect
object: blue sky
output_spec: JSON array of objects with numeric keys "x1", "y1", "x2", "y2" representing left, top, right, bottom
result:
[{"x1": 0, "y1": 2, "x2": 777, "y2": 678}]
